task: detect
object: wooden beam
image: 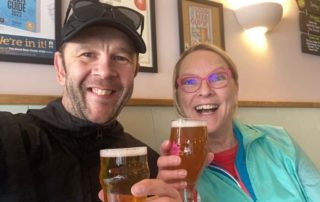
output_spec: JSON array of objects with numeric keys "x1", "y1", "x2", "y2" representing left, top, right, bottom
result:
[
  {"x1": 0, "y1": 94, "x2": 60, "y2": 105},
  {"x1": 0, "y1": 94, "x2": 319, "y2": 108}
]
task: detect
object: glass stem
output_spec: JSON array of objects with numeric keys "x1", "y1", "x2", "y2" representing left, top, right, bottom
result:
[{"x1": 183, "y1": 188, "x2": 194, "y2": 202}]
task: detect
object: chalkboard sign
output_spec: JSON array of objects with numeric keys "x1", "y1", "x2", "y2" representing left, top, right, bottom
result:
[
  {"x1": 301, "y1": 33, "x2": 320, "y2": 56},
  {"x1": 296, "y1": 0, "x2": 320, "y2": 15},
  {"x1": 299, "y1": 12, "x2": 320, "y2": 35}
]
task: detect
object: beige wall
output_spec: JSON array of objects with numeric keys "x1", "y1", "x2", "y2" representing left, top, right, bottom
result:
[
  {"x1": 1, "y1": 104, "x2": 319, "y2": 169},
  {"x1": 0, "y1": 0, "x2": 320, "y2": 102},
  {"x1": 117, "y1": 105, "x2": 320, "y2": 169}
]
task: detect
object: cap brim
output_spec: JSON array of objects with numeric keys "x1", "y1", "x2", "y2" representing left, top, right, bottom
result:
[{"x1": 62, "y1": 17, "x2": 146, "y2": 53}]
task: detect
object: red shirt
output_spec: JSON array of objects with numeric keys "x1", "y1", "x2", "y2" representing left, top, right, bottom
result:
[{"x1": 213, "y1": 144, "x2": 251, "y2": 197}]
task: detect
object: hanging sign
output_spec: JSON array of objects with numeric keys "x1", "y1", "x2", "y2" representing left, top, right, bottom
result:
[{"x1": 301, "y1": 33, "x2": 320, "y2": 56}]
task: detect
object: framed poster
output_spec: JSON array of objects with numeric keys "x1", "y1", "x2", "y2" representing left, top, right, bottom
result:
[
  {"x1": 178, "y1": 0, "x2": 225, "y2": 54},
  {"x1": 0, "y1": 0, "x2": 61, "y2": 65},
  {"x1": 100, "y1": 0, "x2": 158, "y2": 73}
]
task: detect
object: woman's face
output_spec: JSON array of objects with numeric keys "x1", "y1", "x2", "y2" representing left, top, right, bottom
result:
[{"x1": 177, "y1": 50, "x2": 238, "y2": 135}]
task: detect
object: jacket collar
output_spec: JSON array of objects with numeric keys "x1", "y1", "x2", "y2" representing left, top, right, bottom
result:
[
  {"x1": 27, "y1": 98, "x2": 120, "y2": 134},
  {"x1": 233, "y1": 119, "x2": 265, "y2": 148}
]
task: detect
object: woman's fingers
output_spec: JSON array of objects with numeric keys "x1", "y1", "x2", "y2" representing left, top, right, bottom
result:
[
  {"x1": 160, "y1": 140, "x2": 172, "y2": 156},
  {"x1": 157, "y1": 154, "x2": 187, "y2": 190},
  {"x1": 207, "y1": 153, "x2": 214, "y2": 165},
  {"x1": 98, "y1": 190, "x2": 104, "y2": 201},
  {"x1": 157, "y1": 155, "x2": 181, "y2": 168}
]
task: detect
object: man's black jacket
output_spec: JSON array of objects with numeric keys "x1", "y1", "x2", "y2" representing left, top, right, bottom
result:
[{"x1": 0, "y1": 98, "x2": 159, "y2": 202}]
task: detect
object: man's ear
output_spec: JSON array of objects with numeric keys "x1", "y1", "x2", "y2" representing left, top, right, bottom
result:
[
  {"x1": 54, "y1": 51, "x2": 66, "y2": 85},
  {"x1": 134, "y1": 63, "x2": 140, "y2": 77}
]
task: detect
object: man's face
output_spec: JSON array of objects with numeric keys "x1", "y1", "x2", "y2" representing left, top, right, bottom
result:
[{"x1": 54, "y1": 26, "x2": 139, "y2": 125}]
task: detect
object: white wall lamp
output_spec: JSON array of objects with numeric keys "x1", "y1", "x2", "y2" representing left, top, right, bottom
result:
[{"x1": 235, "y1": 2, "x2": 283, "y2": 34}]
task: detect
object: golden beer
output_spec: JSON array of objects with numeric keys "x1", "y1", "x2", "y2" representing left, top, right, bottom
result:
[
  {"x1": 200, "y1": 27, "x2": 208, "y2": 42},
  {"x1": 99, "y1": 147, "x2": 150, "y2": 202},
  {"x1": 170, "y1": 119, "x2": 208, "y2": 189}
]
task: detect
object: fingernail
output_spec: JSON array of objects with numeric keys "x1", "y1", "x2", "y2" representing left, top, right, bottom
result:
[
  {"x1": 178, "y1": 170, "x2": 187, "y2": 177},
  {"x1": 164, "y1": 140, "x2": 170, "y2": 146},
  {"x1": 173, "y1": 157, "x2": 181, "y2": 164},
  {"x1": 179, "y1": 181, "x2": 187, "y2": 187},
  {"x1": 132, "y1": 184, "x2": 145, "y2": 194}
]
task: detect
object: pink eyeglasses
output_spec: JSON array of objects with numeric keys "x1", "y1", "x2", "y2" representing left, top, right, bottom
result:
[{"x1": 177, "y1": 69, "x2": 232, "y2": 93}]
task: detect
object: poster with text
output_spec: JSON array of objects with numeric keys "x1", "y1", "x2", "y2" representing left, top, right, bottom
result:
[
  {"x1": 188, "y1": 6, "x2": 213, "y2": 46},
  {"x1": 0, "y1": 0, "x2": 61, "y2": 65}
]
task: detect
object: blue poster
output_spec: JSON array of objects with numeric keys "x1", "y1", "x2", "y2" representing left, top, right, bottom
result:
[
  {"x1": 0, "y1": 0, "x2": 57, "y2": 61},
  {"x1": 0, "y1": 0, "x2": 41, "y2": 32}
]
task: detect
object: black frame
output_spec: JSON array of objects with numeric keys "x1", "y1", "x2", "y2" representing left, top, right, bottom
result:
[
  {"x1": 138, "y1": 0, "x2": 157, "y2": 73},
  {"x1": 178, "y1": 0, "x2": 225, "y2": 54},
  {"x1": 0, "y1": 0, "x2": 61, "y2": 65}
]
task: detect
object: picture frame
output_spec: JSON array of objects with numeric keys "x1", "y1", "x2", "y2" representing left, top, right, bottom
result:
[
  {"x1": 178, "y1": 0, "x2": 225, "y2": 54},
  {"x1": 0, "y1": 0, "x2": 61, "y2": 65},
  {"x1": 102, "y1": 0, "x2": 158, "y2": 73}
]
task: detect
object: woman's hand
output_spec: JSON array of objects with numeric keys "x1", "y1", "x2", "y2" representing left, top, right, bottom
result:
[{"x1": 156, "y1": 140, "x2": 214, "y2": 190}]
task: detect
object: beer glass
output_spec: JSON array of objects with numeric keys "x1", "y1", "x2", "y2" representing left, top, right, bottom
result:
[
  {"x1": 99, "y1": 147, "x2": 150, "y2": 202},
  {"x1": 170, "y1": 118, "x2": 208, "y2": 202}
]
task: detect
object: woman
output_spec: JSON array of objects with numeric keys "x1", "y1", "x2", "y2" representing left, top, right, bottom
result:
[{"x1": 162, "y1": 43, "x2": 320, "y2": 201}]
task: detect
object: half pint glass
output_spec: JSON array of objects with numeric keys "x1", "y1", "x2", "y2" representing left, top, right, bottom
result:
[
  {"x1": 99, "y1": 147, "x2": 150, "y2": 202},
  {"x1": 170, "y1": 118, "x2": 208, "y2": 202}
]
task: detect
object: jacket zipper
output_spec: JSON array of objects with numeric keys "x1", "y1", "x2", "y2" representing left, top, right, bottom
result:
[
  {"x1": 208, "y1": 163, "x2": 241, "y2": 188},
  {"x1": 96, "y1": 129, "x2": 103, "y2": 141}
]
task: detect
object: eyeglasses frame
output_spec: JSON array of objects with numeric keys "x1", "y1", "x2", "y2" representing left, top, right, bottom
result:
[{"x1": 176, "y1": 69, "x2": 232, "y2": 93}]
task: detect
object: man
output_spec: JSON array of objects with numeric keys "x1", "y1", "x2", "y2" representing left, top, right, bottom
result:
[{"x1": 0, "y1": 0, "x2": 182, "y2": 201}]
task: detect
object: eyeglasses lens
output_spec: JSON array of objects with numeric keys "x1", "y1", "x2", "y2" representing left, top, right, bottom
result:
[
  {"x1": 180, "y1": 78, "x2": 199, "y2": 92},
  {"x1": 208, "y1": 72, "x2": 228, "y2": 87},
  {"x1": 117, "y1": 8, "x2": 141, "y2": 28},
  {"x1": 74, "y1": 1, "x2": 104, "y2": 21}
]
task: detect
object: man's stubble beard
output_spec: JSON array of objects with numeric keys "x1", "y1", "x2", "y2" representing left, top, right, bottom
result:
[
  {"x1": 64, "y1": 75, "x2": 88, "y2": 121},
  {"x1": 63, "y1": 71, "x2": 134, "y2": 126}
]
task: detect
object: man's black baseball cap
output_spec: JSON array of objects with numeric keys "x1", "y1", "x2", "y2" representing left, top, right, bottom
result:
[{"x1": 61, "y1": 0, "x2": 146, "y2": 53}]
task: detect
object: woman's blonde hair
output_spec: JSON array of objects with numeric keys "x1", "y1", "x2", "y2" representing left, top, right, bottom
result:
[{"x1": 173, "y1": 43, "x2": 239, "y2": 117}]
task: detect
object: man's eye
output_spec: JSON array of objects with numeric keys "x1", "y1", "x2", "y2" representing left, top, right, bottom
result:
[
  {"x1": 81, "y1": 52, "x2": 94, "y2": 57},
  {"x1": 114, "y1": 56, "x2": 128, "y2": 61}
]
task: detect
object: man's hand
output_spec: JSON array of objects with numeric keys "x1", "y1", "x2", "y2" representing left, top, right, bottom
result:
[
  {"x1": 133, "y1": 179, "x2": 182, "y2": 201},
  {"x1": 98, "y1": 179, "x2": 182, "y2": 202},
  {"x1": 98, "y1": 140, "x2": 213, "y2": 201}
]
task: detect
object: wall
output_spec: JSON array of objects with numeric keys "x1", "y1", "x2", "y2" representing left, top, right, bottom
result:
[
  {"x1": 118, "y1": 105, "x2": 320, "y2": 170},
  {"x1": 0, "y1": 0, "x2": 320, "y2": 102},
  {"x1": 1, "y1": 104, "x2": 319, "y2": 169}
]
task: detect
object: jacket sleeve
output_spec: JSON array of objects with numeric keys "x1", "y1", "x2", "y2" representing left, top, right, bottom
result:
[
  {"x1": 294, "y1": 139, "x2": 320, "y2": 202},
  {"x1": 0, "y1": 112, "x2": 37, "y2": 201},
  {"x1": 0, "y1": 113, "x2": 8, "y2": 182},
  {"x1": 0, "y1": 126, "x2": 7, "y2": 182}
]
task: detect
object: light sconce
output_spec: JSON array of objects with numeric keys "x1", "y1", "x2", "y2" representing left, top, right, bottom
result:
[{"x1": 235, "y1": 2, "x2": 283, "y2": 34}]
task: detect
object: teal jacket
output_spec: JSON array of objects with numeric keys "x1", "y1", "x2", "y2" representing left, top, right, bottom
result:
[{"x1": 196, "y1": 119, "x2": 320, "y2": 202}]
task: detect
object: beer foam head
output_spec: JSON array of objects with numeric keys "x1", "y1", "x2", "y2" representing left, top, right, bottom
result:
[
  {"x1": 100, "y1": 147, "x2": 147, "y2": 157},
  {"x1": 171, "y1": 119, "x2": 207, "y2": 127}
]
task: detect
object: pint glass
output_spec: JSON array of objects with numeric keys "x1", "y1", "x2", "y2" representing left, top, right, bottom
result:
[
  {"x1": 170, "y1": 118, "x2": 208, "y2": 202},
  {"x1": 200, "y1": 27, "x2": 208, "y2": 42},
  {"x1": 99, "y1": 147, "x2": 150, "y2": 202}
]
